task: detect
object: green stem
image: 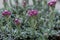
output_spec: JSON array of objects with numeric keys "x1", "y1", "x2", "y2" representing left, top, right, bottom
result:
[
  {"x1": 15, "y1": 0, "x2": 18, "y2": 9},
  {"x1": 48, "y1": 7, "x2": 55, "y2": 34},
  {"x1": 9, "y1": 0, "x2": 14, "y2": 8},
  {"x1": 5, "y1": 17, "x2": 12, "y2": 31},
  {"x1": 32, "y1": 0, "x2": 36, "y2": 5},
  {"x1": 25, "y1": 0, "x2": 28, "y2": 4},
  {"x1": 3, "y1": 0, "x2": 8, "y2": 9},
  {"x1": 15, "y1": 23, "x2": 21, "y2": 34},
  {"x1": 30, "y1": 16, "x2": 37, "y2": 29}
]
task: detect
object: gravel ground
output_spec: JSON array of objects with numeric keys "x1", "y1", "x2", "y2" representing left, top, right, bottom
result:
[
  {"x1": 0, "y1": 0, "x2": 4, "y2": 8},
  {"x1": 55, "y1": 1, "x2": 60, "y2": 13}
]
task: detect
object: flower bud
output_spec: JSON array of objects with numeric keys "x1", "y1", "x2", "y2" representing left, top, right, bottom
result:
[
  {"x1": 22, "y1": 0, "x2": 26, "y2": 7},
  {"x1": 2, "y1": 10, "x2": 11, "y2": 16},
  {"x1": 14, "y1": 18, "x2": 20, "y2": 25}
]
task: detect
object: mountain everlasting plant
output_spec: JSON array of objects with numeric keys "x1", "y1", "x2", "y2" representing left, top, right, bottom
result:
[{"x1": 0, "y1": 0, "x2": 60, "y2": 40}]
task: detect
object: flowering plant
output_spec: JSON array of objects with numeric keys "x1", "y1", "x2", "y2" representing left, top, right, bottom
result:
[{"x1": 0, "y1": 0, "x2": 60, "y2": 40}]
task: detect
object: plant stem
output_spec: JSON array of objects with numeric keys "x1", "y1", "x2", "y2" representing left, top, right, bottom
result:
[
  {"x1": 3, "y1": 0, "x2": 8, "y2": 9},
  {"x1": 49, "y1": 7, "x2": 55, "y2": 34}
]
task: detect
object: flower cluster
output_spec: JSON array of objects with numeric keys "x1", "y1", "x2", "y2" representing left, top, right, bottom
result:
[
  {"x1": 27, "y1": 10, "x2": 38, "y2": 16},
  {"x1": 48, "y1": 0, "x2": 57, "y2": 6},
  {"x1": 2, "y1": 10, "x2": 11, "y2": 16}
]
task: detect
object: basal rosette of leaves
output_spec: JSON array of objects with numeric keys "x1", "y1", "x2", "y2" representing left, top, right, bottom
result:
[{"x1": 0, "y1": 0, "x2": 60, "y2": 40}]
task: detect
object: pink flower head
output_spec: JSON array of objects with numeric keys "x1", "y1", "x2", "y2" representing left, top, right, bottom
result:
[
  {"x1": 48, "y1": 0, "x2": 57, "y2": 6},
  {"x1": 14, "y1": 18, "x2": 20, "y2": 25},
  {"x1": 2, "y1": 10, "x2": 11, "y2": 16},
  {"x1": 27, "y1": 10, "x2": 38, "y2": 16},
  {"x1": 22, "y1": 0, "x2": 26, "y2": 7}
]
